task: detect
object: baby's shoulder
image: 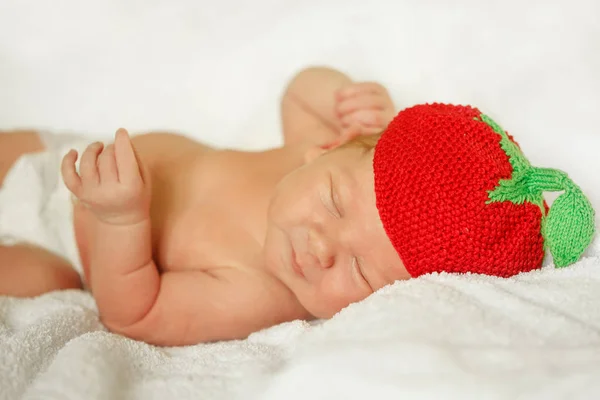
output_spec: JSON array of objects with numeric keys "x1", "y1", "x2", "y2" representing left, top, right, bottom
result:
[{"x1": 131, "y1": 131, "x2": 212, "y2": 169}]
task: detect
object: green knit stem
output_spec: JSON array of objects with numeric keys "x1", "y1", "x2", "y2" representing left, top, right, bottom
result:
[
  {"x1": 478, "y1": 114, "x2": 596, "y2": 268},
  {"x1": 486, "y1": 167, "x2": 546, "y2": 213}
]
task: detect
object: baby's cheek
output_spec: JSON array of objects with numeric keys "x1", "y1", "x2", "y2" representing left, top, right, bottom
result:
[
  {"x1": 270, "y1": 185, "x2": 309, "y2": 228},
  {"x1": 317, "y1": 272, "x2": 365, "y2": 315}
]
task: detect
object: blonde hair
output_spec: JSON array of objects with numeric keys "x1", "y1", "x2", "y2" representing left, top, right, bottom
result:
[{"x1": 342, "y1": 132, "x2": 382, "y2": 150}]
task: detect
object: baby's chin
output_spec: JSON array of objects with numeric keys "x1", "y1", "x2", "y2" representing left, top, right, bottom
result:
[
  {"x1": 295, "y1": 293, "x2": 346, "y2": 319},
  {"x1": 305, "y1": 305, "x2": 341, "y2": 320}
]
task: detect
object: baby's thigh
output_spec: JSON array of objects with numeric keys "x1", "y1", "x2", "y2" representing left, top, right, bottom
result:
[{"x1": 0, "y1": 130, "x2": 45, "y2": 185}]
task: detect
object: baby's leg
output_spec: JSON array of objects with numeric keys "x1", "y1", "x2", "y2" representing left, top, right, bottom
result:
[
  {"x1": 0, "y1": 130, "x2": 45, "y2": 186},
  {"x1": 0, "y1": 130, "x2": 82, "y2": 296},
  {"x1": 0, "y1": 244, "x2": 82, "y2": 297}
]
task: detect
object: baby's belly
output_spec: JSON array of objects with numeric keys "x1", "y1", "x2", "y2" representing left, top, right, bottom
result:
[
  {"x1": 73, "y1": 132, "x2": 211, "y2": 280},
  {"x1": 73, "y1": 199, "x2": 258, "y2": 279},
  {"x1": 155, "y1": 205, "x2": 261, "y2": 272},
  {"x1": 71, "y1": 181, "x2": 210, "y2": 281}
]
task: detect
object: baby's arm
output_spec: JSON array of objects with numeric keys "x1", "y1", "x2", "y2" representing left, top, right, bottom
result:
[
  {"x1": 62, "y1": 130, "x2": 285, "y2": 345},
  {"x1": 281, "y1": 67, "x2": 353, "y2": 146},
  {"x1": 107, "y1": 268, "x2": 290, "y2": 345},
  {"x1": 281, "y1": 67, "x2": 396, "y2": 146},
  {"x1": 61, "y1": 129, "x2": 159, "y2": 328}
]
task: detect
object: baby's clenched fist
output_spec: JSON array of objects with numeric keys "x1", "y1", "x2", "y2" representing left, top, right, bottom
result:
[{"x1": 335, "y1": 82, "x2": 396, "y2": 137}]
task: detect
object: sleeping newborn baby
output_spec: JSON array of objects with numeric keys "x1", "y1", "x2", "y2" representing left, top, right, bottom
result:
[{"x1": 0, "y1": 67, "x2": 595, "y2": 346}]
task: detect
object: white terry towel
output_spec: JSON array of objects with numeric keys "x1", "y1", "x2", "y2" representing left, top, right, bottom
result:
[
  {"x1": 0, "y1": 234, "x2": 598, "y2": 399},
  {"x1": 258, "y1": 245, "x2": 600, "y2": 400}
]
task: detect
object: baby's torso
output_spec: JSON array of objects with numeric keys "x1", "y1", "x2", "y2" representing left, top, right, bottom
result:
[{"x1": 74, "y1": 133, "x2": 298, "y2": 278}]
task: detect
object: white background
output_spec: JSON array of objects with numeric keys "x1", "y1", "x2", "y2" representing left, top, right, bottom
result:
[
  {"x1": 1, "y1": 2, "x2": 600, "y2": 398},
  {"x1": 1, "y1": 0, "x2": 599, "y2": 198}
]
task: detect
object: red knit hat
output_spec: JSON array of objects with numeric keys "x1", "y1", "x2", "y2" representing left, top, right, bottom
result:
[{"x1": 373, "y1": 103, "x2": 596, "y2": 278}]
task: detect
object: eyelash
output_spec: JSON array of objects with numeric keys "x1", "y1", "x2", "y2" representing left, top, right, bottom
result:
[
  {"x1": 329, "y1": 173, "x2": 342, "y2": 218},
  {"x1": 353, "y1": 257, "x2": 372, "y2": 291}
]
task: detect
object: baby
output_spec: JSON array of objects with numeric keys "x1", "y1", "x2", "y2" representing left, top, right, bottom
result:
[{"x1": 0, "y1": 67, "x2": 595, "y2": 346}]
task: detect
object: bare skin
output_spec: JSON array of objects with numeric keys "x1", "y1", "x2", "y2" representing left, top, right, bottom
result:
[
  {"x1": 0, "y1": 67, "x2": 403, "y2": 345},
  {"x1": 0, "y1": 130, "x2": 44, "y2": 185}
]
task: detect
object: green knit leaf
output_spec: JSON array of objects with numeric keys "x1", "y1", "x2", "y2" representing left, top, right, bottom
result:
[
  {"x1": 478, "y1": 113, "x2": 596, "y2": 268},
  {"x1": 480, "y1": 114, "x2": 531, "y2": 174},
  {"x1": 543, "y1": 186, "x2": 596, "y2": 267}
]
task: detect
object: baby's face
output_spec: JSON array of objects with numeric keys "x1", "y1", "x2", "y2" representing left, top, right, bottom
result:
[{"x1": 264, "y1": 142, "x2": 410, "y2": 318}]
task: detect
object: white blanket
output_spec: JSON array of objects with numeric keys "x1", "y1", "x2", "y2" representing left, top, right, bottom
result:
[
  {"x1": 1, "y1": 0, "x2": 600, "y2": 399},
  {"x1": 2, "y1": 241, "x2": 600, "y2": 399}
]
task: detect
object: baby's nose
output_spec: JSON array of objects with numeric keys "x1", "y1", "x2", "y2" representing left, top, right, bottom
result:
[{"x1": 308, "y1": 230, "x2": 335, "y2": 269}]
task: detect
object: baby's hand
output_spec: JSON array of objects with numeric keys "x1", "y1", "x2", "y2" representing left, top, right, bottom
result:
[
  {"x1": 61, "y1": 128, "x2": 150, "y2": 226},
  {"x1": 335, "y1": 82, "x2": 396, "y2": 137}
]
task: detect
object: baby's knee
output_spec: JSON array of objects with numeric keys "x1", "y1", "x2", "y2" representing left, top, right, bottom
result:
[
  {"x1": 0, "y1": 130, "x2": 44, "y2": 186},
  {"x1": 44, "y1": 262, "x2": 82, "y2": 292},
  {"x1": 30, "y1": 248, "x2": 82, "y2": 292},
  {"x1": 0, "y1": 244, "x2": 82, "y2": 297}
]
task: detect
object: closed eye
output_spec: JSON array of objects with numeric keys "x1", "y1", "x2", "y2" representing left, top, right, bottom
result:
[
  {"x1": 329, "y1": 172, "x2": 342, "y2": 218},
  {"x1": 353, "y1": 257, "x2": 373, "y2": 292}
]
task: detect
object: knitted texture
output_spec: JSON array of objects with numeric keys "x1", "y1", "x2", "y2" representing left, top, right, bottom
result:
[{"x1": 373, "y1": 103, "x2": 596, "y2": 278}]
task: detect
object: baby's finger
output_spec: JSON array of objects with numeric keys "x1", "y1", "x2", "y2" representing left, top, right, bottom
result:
[
  {"x1": 97, "y1": 144, "x2": 118, "y2": 183},
  {"x1": 114, "y1": 128, "x2": 142, "y2": 184},
  {"x1": 79, "y1": 142, "x2": 104, "y2": 184},
  {"x1": 336, "y1": 82, "x2": 385, "y2": 100},
  {"x1": 319, "y1": 137, "x2": 342, "y2": 150},
  {"x1": 335, "y1": 93, "x2": 387, "y2": 116},
  {"x1": 340, "y1": 125, "x2": 363, "y2": 142},
  {"x1": 61, "y1": 150, "x2": 83, "y2": 197},
  {"x1": 342, "y1": 125, "x2": 382, "y2": 137},
  {"x1": 341, "y1": 109, "x2": 387, "y2": 128}
]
